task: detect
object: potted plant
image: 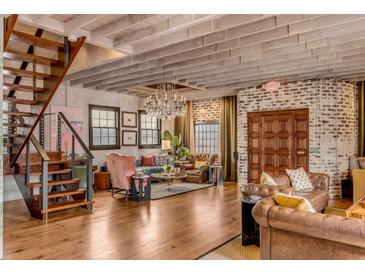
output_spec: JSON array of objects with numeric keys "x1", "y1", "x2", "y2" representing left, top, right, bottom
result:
[{"x1": 162, "y1": 130, "x2": 191, "y2": 161}]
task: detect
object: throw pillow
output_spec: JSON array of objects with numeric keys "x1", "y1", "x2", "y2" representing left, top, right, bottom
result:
[
  {"x1": 260, "y1": 171, "x2": 277, "y2": 186},
  {"x1": 194, "y1": 160, "x2": 208, "y2": 169},
  {"x1": 141, "y1": 155, "x2": 155, "y2": 167},
  {"x1": 274, "y1": 192, "x2": 316, "y2": 213},
  {"x1": 154, "y1": 154, "x2": 168, "y2": 166},
  {"x1": 286, "y1": 167, "x2": 313, "y2": 191}
]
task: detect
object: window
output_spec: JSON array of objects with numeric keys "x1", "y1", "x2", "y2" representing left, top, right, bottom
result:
[
  {"x1": 194, "y1": 122, "x2": 219, "y2": 154},
  {"x1": 89, "y1": 105, "x2": 120, "y2": 150},
  {"x1": 138, "y1": 110, "x2": 161, "y2": 149}
]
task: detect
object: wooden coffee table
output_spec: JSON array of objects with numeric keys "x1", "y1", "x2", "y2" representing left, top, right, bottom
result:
[
  {"x1": 151, "y1": 173, "x2": 187, "y2": 191},
  {"x1": 346, "y1": 193, "x2": 365, "y2": 219}
]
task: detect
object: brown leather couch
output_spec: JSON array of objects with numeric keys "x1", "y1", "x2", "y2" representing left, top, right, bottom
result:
[
  {"x1": 182, "y1": 153, "x2": 218, "y2": 184},
  {"x1": 253, "y1": 197, "x2": 365, "y2": 259},
  {"x1": 241, "y1": 172, "x2": 329, "y2": 212}
]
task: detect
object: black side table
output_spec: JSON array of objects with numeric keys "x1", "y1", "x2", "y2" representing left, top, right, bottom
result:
[
  {"x1": 341, "y1": 178, "x2": 353, "y2": 199},
  {"x1": 131, "y1": 175, "x2": 151, "y2": 202},
  {"x1": 241, "y1": 196, "x2": 261, "y2": 246}
]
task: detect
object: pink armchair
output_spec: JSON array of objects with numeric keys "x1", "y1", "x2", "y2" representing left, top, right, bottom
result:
[{"x1": 106, "y1": 153, "x2": 136, "y2": 199}]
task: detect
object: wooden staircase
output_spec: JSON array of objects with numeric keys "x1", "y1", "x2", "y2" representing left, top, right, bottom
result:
[
  {"x1": 3, "y1": 15, "x2": 93, "y2": 220},
  {"x1": 3, "y1": 14, "x2": 85, "y2": 166}
]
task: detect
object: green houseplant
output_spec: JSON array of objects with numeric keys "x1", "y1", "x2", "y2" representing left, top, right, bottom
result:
[{"x1": 163, "y1": 130, "x2": 191, "y2": 161}]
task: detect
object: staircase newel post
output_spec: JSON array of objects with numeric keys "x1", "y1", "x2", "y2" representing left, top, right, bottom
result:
[
  {"x1": 41, "y1": 159, "x2": 48, "y2": 221},
  {"x1": 25, "y1": 141, "x2": 30, "y2": 185},
  {"x1": 87, "y1": 157, "x2": 93, "y2": 210}
]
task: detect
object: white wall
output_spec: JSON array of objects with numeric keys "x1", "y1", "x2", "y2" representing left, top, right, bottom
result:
[{"x1": 4, "y1": 81, "x2": 174, "y2": 201}]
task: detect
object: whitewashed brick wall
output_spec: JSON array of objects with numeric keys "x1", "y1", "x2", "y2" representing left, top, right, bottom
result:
[
  {"x1": 192, "y1": 99, "x2": 220, "y2": 123},
  {"x1": 237, "y1": 79, "x2": 357, "y2": 198}
]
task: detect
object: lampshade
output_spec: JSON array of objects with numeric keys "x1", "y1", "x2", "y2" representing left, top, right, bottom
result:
[{"x1": 162, "y1": 139, "x2": 171, "y2": 150}]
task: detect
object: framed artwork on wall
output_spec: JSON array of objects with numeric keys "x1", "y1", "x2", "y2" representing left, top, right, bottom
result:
[
  {"x1": 122, "y1": 130, "x2": 137, "y2": 146},
  {"x1": 122, "y1": 111, "x2": 137, "y2": 128}
]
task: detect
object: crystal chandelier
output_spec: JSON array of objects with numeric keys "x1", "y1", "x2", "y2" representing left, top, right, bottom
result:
[{"x1": 145, "y1": 83, "x2": 187, "y2": 120}]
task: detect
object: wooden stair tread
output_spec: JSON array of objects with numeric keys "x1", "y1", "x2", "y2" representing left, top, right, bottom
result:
[
  {"x1": 30, "y1": 178, "x2": 81, "y2": 189},
  {"x1": 34, "y1": 189, "x2": 86, "y2": 200},
  {"x1": 4, "y1": 66, "x2": 52, "y2": 79},
  {"x1": 3, "y1": 96, "x2": 41, "y2": 105},
  {"x1": 4, "y1": 49, "x2": 64, "y2": 66},
  {"x1": 19, "y1": 159, "x2": 68, "y2": 167},
  {"x1": 3, "y1": 134, "x2": 26, "y2": 138},
  {"x1": 4, "y1": 110, "x2": 36, "y2": 116},
  {"x1": 30, "y1": 168, "x2": 72, "y2": 176},
  {"x1": 4, "y1": 122, "x2": 31, "y2": 128},
  {"x1": 3, "y1": 83, "x2": 47, "y2": 93},
  {"x1": 41, "y1": 200, "x2": 93, "y2": 213},
  {"x1": 10, "y1": 31, "x2": 65, "y2": 50},
  {"x1": 4, "y1": 143, "x2": 13, "y2": 148}
]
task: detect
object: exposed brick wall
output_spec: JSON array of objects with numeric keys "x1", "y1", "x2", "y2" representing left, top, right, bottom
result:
[
  {"x1": 192, "y1": 98, "x2": 220, "y2": 123},
  {"x1": 237, "y1": 79, "x2": 357, "y2": 198}
]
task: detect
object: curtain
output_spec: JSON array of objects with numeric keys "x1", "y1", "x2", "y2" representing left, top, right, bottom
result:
[
  {"x1": 174, "y1": 101, "x2": 195, "y2": 152},
  {"x1": 220, "y1": 96, "x2": 237, "y2": 181},
  {"x1": 359, "y1": 82, "x2": 365, "y2": 157}
]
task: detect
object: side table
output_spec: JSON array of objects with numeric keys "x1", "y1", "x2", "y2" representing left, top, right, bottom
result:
[
  {"x1": 209, "y1": 165, "x2": 224, "y2": 184},
  {"x1": 241, "y1": 195, "x2": 262, "y2": 246},
  {"x1": 131, "y1": 175, "x2": 151, "y2": 202},
  {"x1": 94, "y1": 171, "x2": 110, "y2": 190}
]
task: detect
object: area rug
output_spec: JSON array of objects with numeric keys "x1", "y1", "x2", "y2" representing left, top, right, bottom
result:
[
  {"x1": 151, "y1": 182, "x2": 214, "y2": 200},
  {"x1": 198, "y1": 236, "x2": 260, "y2": 260},
  {"x1": 324, "y1": 206, "x2": 347, "y2": 217}
]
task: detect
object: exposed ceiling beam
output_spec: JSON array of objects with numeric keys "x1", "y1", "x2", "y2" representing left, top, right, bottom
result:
[{"x1": 64, "y1": 14, "x2": 105, "y2": 34}]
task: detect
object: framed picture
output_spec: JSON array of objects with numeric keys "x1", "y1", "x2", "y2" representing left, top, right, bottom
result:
[
  {"x1": 122, "y1": 130, "x2": 137, "y2": 146},
  {"x1": 122, "y1": 111, "x2": 137, "y2": 128}
]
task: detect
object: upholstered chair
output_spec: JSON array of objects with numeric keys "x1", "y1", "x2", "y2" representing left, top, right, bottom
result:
[
  {"x1": 106, "y1": 153, "x2": 136, "y2": 199},
  {"x1": 182, "y1": 153, "x2": 219, "y2": 184}
]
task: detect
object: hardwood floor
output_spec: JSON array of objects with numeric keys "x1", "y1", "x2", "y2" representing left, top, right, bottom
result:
[{"x1": 3, "y1": 182, "x2": 241, "y2": 259}]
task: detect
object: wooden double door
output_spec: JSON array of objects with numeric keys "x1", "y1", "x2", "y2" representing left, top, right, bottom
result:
[{"x1": 248, "y1": 109, "x2": 309, "y2": 183}]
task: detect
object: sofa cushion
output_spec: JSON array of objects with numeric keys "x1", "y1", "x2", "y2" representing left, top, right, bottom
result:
[
  {"x1": 185, "y1": 169, "x2": 201, "y2": 176},
  {"x1": 137, "y1": 166, "x2": 164, "y2": 176},
  {"x1": 292, "y1": 188, "x2": 328, "y2": 212},
  {"x1": 183, "y1": 163, "x2": 194, "y2": 170},
  {"x1": 273, "y1": 192, "x2": 316, "y2": 213},
  {"x1": 286, "y1": 167, "x2": 313, "y2": 191},
  {"x1": 194, "y1": 160, "x2": 208, "y2": 169},
  {"x1": 260, "y1": 171, "x2": 277, "y2": 186},
  {"x1": 141, "y1": 155, "x2": 155, "y2": 166},
  {"x1": 154, "y1": 154, "x2": 168, "y2": 166}
]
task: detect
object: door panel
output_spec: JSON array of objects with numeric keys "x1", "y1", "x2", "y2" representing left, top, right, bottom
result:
[
  {"x1": 248, "y1": 113, "x2": 261, "y2": 183},
  {"x1": 247, "y1": 109, "x2": 309, "y2": 183}
]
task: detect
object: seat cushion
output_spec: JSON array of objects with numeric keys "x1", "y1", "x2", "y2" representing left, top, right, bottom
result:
[
  {"x1": 291, "y1": 188, "x2": 328, "y2": 212},
  {"x1": 185, "y1": 170, "x2": 201, "y2": 176}
]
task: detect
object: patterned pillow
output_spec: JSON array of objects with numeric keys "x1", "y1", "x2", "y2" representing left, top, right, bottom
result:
[
  {"x1": 154, "y1": 154, "x2": 168, "y2": 166},
  {"x1": 286, "y1": 167, "x2": 313, "y2": 192},
  {"x1": 260, "y1": 171, "x2": 277, "y2": 186}
]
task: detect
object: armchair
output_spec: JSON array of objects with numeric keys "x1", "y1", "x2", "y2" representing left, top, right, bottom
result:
[
  {"x1": 182, "y1": 153, "x2": 218, "y2": 184},
  {"x1": 106, "y1": 153, "x2": 136, "y2": 199}
]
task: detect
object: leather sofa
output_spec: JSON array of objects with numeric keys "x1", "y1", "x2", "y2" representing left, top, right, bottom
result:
[
  {"x1": 182, "y1": 153, "x2": 218, "y2": 184},
  {"x1": 241, "y1": 172, "x2": 329, "y2": 212},
  {"x1": 252, "y1": 197, "x2": 365, "y2": 259}
]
